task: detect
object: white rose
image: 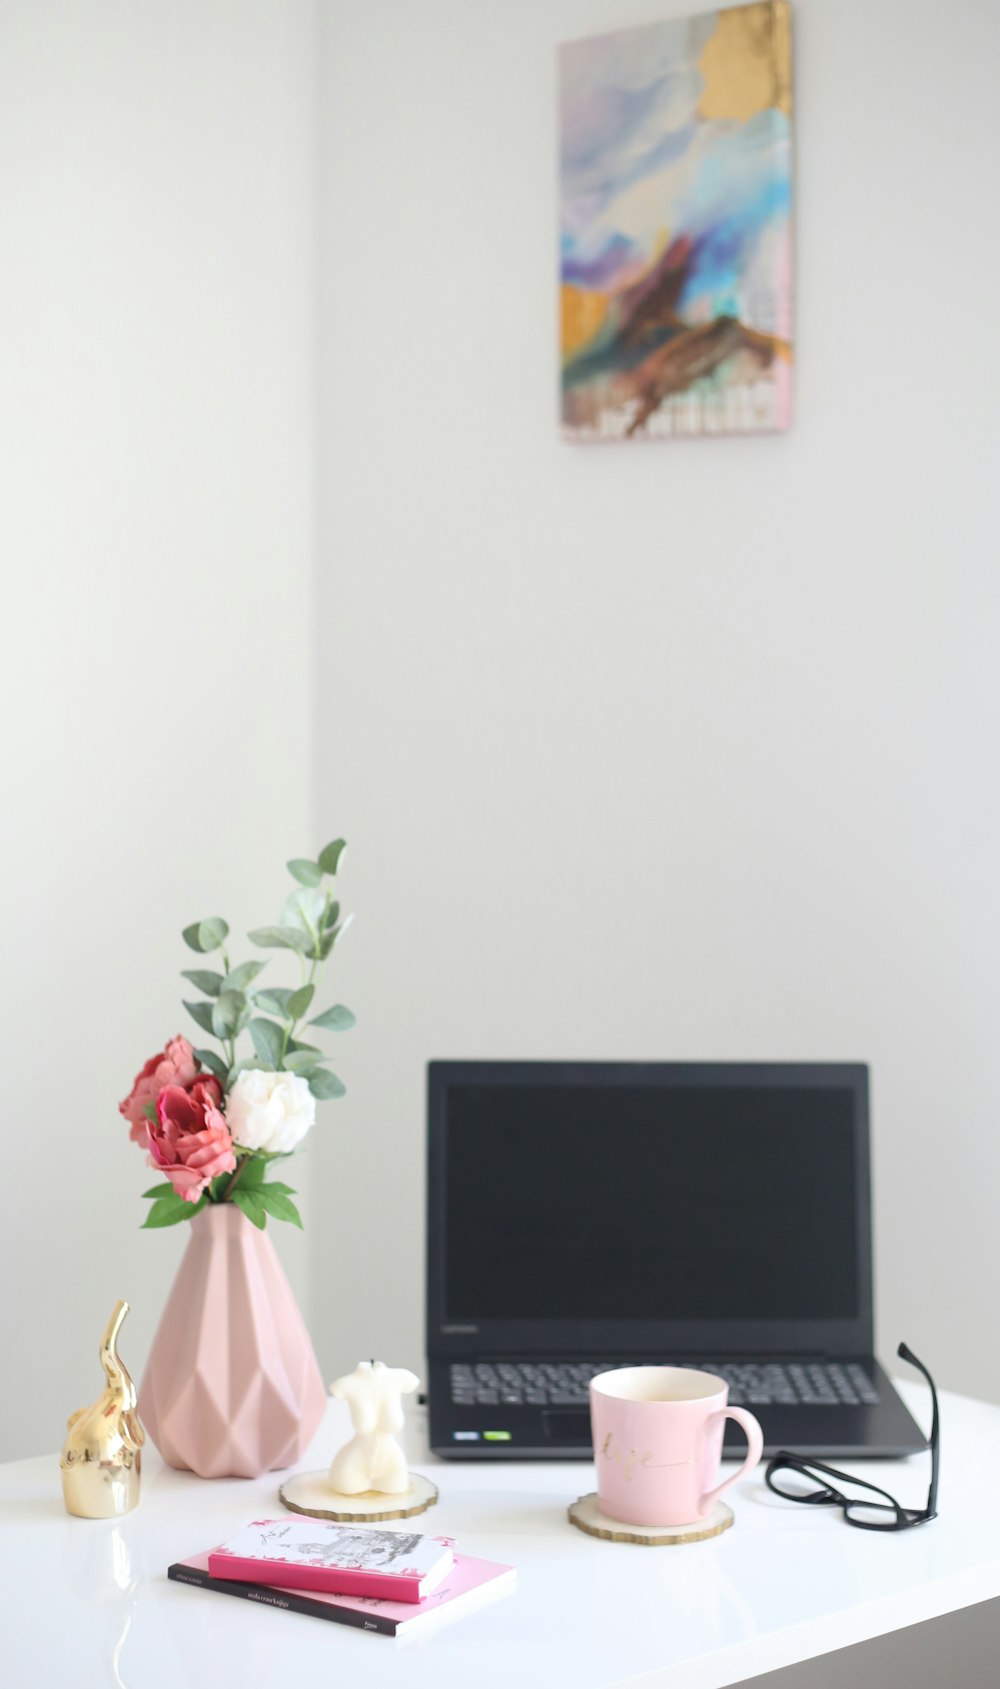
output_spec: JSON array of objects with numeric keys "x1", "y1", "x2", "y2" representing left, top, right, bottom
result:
[{"x1": 226, "y1": 1069, "x2": 316, "y2": 1155}]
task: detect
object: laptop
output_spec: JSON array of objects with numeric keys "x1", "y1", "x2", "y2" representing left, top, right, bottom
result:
[{"x1": 426, "y1": 1060, "x2": 927, "y2": 1460}]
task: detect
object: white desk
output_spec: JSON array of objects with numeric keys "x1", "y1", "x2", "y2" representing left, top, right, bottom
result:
[{"x1": 7, "y1": 1381, "x2": 999, "y2": 1689}]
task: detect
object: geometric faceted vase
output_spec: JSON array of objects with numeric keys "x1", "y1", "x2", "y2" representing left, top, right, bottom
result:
[{"x1": 139, "y1": 1204, "x2": 327, "y2": 1479}]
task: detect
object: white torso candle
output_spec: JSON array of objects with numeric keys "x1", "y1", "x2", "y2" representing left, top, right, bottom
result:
[{"x1": 328, "y1": 1361, "x2": 419, "y2": 1495}]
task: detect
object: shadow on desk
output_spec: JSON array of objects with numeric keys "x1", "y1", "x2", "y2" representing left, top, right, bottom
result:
[{"x1": 750, "y1": 1598, "x2": 1000, "y2": 1689}]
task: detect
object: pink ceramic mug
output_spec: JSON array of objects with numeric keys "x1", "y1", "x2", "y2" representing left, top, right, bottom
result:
[{"x1": 590, "y1": 1365, "x2": 764, "y2": 1527}]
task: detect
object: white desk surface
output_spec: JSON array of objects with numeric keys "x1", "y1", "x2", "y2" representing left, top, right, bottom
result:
[{"x1": 6, "y1": 1381, "x2": 999, "y2": 1689}]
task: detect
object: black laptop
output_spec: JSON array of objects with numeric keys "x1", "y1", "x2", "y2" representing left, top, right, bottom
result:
[{"x1": 426, "y1": 1061, "x2": 927, "y2": 1460}]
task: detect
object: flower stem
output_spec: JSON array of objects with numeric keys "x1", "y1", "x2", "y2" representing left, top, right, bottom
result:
[{"x1": 222, "y1": 1155, "x2": 250, "y2": 1203}]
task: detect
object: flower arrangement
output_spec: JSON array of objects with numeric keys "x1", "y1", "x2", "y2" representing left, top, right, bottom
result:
[{"x1": 119, "y1": 841, "x2": 354, "y2": 1231}]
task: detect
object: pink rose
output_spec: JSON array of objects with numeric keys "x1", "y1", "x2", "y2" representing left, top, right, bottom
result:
[
  {"x1": 147, "y1": 1084, "x2": 236, "y2": 1203},
  {"x1": 119, "y1": 1036, "x2": 202, "y2": 1145}
]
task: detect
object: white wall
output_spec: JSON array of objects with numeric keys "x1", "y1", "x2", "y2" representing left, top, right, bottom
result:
[
  {"x1": 4, "y1": 0, "x2": 998, "y2": 1468},
  {"x1": 0, "y1": 0, "x2": 319, "y2": 1458},
  {"x1": 313, "y1": 0, "x2": 1000, "y2": 1403}
]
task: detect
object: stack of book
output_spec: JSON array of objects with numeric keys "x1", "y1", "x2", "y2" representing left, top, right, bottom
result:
[{"x1": 169, "y1": 1517, "x2": 515, "y2": 1639}]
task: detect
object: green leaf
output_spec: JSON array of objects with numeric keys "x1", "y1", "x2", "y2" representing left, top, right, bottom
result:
[
  {"x1": 248, "y1": 924, "x2": 312, "y2": 954},
  {"x1": 258, "y1": 1187, "x2": 303, "y2": 1228},
  {"x1": 194, "y1": 1048, "x2": 228, "y2": 1084},
  {"x1": 236, "y1": 1156, "x2": 267, "y2": 1188},
  {"x1": 248, "y1": 1017, "x2": 284, "y2": 1067},
  {"x1": 283, "y1": 1050, "x2": 323, "y2": 1075},
  {"x1": 286, "y1": 1038, "x2": 321, "y2": 1054},
  {"x1": 184, "y1": 999, "x2": 217, "y2": 1036},
  {"x1": 319, "y1": 913, "x2": 354, "y2": 959},
  {"x1": 142, "y1": 1192, "x2": 205, "y2": 1228},
  {"x1": 288, "y1": 984, "x2": 315, "y2": 1020},
  {"x1": 255, "y1": 987, "x2": 296, "y2": 1019},
  {"x1": 143, "y1": 1100, "x2": 158, "y2": 1123},
  {"x1": 141, "y1": 1182, "x2": 176, "y2": 1200},
  {"x1": 280, "y1": 888, "x2": 326, "y2": 945},
  {"x1": 260, "y1": 1180, "x2": 296, "y2": 1196},
  {"x1": 318, "y1": 839, "x2": 347, "y2": 876},
  {"x1": 212, "y1": 990, "x2": 245, "y2": 1039},
  {"x1": 182, "y1": 917, "x2": 230, "y2": 954},
  {"x1": 222, "y1": 960, "x2": 267, "y2": 994},
  {"x1": 180, "y1": 969, "x2": 224, "y2": 997},
  {"x1": 287, "y1": 858, "x2": 322, "y2": 887},
  {"x1": 309, "y1": 1068, "x2": 346, "y2": 1100},
  {"x1": 309, "y1": 1003, "x2": 356, "y2": 1032},
  {"x1": 323, "y1": 899, "x2": 341, "y2": 931},
  {"x1": 231, "y1": 1188, "x2": 267, "y2": 1229}
]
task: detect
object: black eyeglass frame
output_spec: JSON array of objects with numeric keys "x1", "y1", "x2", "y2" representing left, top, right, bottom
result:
[{"x1": 764, "y1": 1343, "x2": 939, "y2": 1532}]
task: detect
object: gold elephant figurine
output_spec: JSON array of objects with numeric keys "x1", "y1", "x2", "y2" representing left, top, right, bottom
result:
[{"x1": 60, "y1": 1300, "x2": 145, "y2": 1519}]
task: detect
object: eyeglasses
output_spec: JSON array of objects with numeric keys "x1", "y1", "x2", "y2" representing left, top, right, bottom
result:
[{"x1": 764, "y1": 1344, "x2": 939, "y2": 1531}]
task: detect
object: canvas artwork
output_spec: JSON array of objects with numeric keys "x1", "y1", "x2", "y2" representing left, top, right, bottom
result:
[{"x1": 559, "y1": 0, "x2": 793, "y2": 441}]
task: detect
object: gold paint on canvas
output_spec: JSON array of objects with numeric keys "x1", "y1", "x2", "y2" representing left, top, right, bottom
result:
[
  {"x1": 561, "y1": 284, "x2": 609, "y2": 357},
  {"x1": 697, "y1": 0, "x2": 792, "y2": 123}
]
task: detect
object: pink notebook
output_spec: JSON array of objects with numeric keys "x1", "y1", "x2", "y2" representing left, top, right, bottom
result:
[
  {"x1": 207, "y1": 1519, "x2": 453, "y2": 1603},
  {"x1": 170, "y1": 1548, "x2": 516, "y2": 1638}
]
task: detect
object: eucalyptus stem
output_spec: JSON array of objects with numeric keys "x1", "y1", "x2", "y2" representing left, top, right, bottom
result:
[
  {"x1": 280, "y1": 949, "x2": 323, "y2": 1065},
  {"x1": 277, "y1": 889, "x2": 330, "y2": 1068},
  {"x1": 167, "y1": 842, "x2": 350, "y2": 1232}
]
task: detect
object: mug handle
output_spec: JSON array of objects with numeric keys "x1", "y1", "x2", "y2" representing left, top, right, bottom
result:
[{"x1": 699, "y1": 1406, "x2": 764, "y2": 1516}]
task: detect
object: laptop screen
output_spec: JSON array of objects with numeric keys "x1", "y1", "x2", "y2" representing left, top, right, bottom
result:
[{"x1": 440, "y1": 1073, "x2": 861, "y2": 1327}]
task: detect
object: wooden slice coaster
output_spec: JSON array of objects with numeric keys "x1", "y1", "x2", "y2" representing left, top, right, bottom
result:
[
  {"x1": 279, "y1": 1470, "x2": 439, "y2": 1523},
  {"x1": 568, "y1": 1492, "x2": 733, "y2": 1546}
]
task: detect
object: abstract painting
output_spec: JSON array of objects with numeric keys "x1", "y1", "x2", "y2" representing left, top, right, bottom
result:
[{"x1": 559, "y1": 1, "x2": 793, "y2": 441}]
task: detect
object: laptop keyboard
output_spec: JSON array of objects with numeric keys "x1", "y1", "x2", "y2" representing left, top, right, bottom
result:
[{"x1": 449, "y1": 1360, "x2": 880, "y2": 1409}]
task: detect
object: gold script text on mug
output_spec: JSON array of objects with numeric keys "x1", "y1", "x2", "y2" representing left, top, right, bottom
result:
[{"x1": 601, "y1": 1431, "x2": 691, "y2": 1481}]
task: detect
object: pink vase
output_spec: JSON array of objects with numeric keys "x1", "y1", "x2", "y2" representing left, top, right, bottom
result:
[{"x1": 139, "y1": 1203, "x2": 326, "y2": 1478}]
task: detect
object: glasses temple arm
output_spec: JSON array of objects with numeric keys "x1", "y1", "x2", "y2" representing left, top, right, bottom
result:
[{"x1": 897, "y1": 1342, "x2": 940, "y2": 1515}]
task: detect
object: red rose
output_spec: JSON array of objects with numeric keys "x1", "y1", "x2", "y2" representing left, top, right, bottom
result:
[
  {"x1": 147, "y1": 1084, "x2": 236, "y2": 1203},
  {"x1": 189, "y1": 1074, "x2": 223, "y2": 1112},
  {"x1": 119, "y1": 1035, "x2": 202, "y2": 1146}
]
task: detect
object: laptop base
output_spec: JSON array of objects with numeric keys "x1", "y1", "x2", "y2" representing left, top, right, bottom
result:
[{"x1": 429, "y1": 1357, "x2": 927, "y2": 1461}]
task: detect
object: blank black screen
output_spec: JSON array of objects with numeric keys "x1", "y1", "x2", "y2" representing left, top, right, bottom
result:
[{"x1": 444, "y1": 1083, "x2": 858, "y2": 1321}]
